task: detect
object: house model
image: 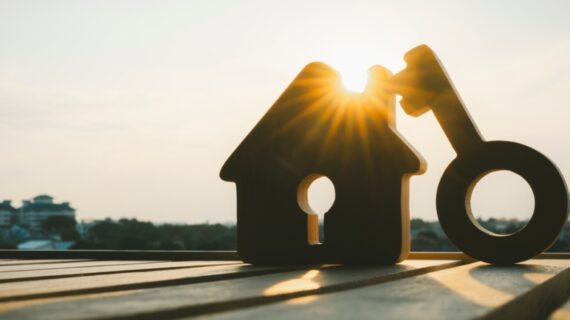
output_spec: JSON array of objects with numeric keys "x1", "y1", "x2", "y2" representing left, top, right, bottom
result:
[{"x1": 221, "y1": 62, "x2": 425, "y2": 264}]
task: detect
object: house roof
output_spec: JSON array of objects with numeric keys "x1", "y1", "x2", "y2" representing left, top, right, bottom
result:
[{"x1": 220, "y1": 62, "x2": 425, "y2": 181}]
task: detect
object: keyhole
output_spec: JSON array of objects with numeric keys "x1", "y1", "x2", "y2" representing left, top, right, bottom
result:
[{"x1": 298, "y1": 175, "x2": 336, "y2": 244}]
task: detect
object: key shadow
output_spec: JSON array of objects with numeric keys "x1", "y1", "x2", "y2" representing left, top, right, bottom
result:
[{"x1": 468, "y1": 263, "x2": 554, "y2": 296}]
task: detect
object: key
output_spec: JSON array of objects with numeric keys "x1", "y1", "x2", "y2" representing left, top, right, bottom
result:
[
  {"x1": 389, "y1": 45, "x2": 484, "y2": 155},
  {"x1": 386, "y1": 45, "x2": 569, "y2": 264}
]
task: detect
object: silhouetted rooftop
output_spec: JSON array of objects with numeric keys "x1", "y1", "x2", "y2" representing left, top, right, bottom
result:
[
  {"x1": 21, "y1": 202, "x2": 74, "y2": 212},
  {"x1": 0, "y1": 201, "x2": 17, "y2": 213}
]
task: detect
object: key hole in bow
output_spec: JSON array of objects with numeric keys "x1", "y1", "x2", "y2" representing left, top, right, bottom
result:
[
  {"x1": 298, "y1": 175, "x2": 336, "y2": 245},
  {"x1": 469, "y1": 170, "x2": 535, "y2": 235}
]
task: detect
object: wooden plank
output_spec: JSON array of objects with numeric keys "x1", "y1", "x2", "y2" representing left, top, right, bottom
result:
[
  {"x1": 0, "y1": 260, "x2": 239, "y2": 283},
  {"x1": 0, "y1": 250, "x2": 240, "y2": 261},
  {"x1": 533, "y1": 253, "x2": 570, "y2": 260},
  {"x1": 0, "y1": 260, "x2": 160, "y2": 273},
  {"x1": 550, "y1": 297, "x2": 570, "y2": 319},
  {"x1": 198, "y1": 260, "x2": 570, "y2": 320},
  {"x1": 0, "y1": 251, "x2": 565, "y2": 263},
  {"x1": 481, "y1": 260, "x2": 570, "y2": 320},
  {"x1": 407, "y1": 252, "x2": 470, "y2": 260},
  {"x1": 407, "y1": 252, "x2": 570, "y2": 260},
  {"x1": 0, "y1": 259, "x2": 89, "y2": 266},
  {"x1": 0, "y1": 260, "x2": 465, "y2": 319},
  {"x1": 0, "y1": 263, "x2": 296, "y2": 305}
]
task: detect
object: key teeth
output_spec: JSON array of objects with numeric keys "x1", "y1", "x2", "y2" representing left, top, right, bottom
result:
[
  {"x1": 395, "y1": 44, "x2": 453, "y2": 117},
  {"x1": 403, "y1": 44, "x2": 435, "y2": 64},
  {"x1": 400, "y1": 98, "x2": 430, "y2": 117}
]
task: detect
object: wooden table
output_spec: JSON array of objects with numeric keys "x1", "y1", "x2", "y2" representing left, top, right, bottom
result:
[{"x1": 0, "y1": 252, "x2": 569, "y2": 319}]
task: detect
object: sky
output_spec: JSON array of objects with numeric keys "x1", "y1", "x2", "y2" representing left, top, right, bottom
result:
[{"x1": 0, "y1": 0, "x2": 569, "y2": 223}]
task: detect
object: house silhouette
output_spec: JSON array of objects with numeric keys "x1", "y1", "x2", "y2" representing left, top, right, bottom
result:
[{"x1": 221, "y1": 62, "x2": 425, "y2": 264}]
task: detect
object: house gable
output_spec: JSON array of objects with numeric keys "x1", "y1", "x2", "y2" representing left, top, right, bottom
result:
[{"x1": 220, "y1": 63, "x2": 425, "y2": 182}]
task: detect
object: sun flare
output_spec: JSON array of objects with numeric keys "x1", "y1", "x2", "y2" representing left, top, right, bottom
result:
[
  {"x1": 339, "y1": 67, "x2": 369, "y2": 93},
  {"x1": 324, "y1": 51, "x2": 372, "y2": 93}
]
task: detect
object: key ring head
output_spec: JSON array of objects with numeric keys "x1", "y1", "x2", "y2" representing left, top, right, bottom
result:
[{"x1": 437, "y1": 141, "x2": 569, "y2": 264}]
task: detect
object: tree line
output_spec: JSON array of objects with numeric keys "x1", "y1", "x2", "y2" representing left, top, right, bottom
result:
[
  {"x1": 73, "y1": 218, "x2": 236, "y2": 250},
  {"x1": 3, "y1": 215, "x2": 567, "y2": 252}
]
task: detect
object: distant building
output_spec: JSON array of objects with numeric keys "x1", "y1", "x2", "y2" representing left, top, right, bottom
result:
[
  {"x1": 0, "y1": 200, "x2": 17, "y2": 228},
  {"x1": 20, "y1": 195, "x2": 76, "y2": 232}
]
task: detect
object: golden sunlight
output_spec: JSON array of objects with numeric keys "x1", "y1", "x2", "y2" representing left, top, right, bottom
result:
[
  {"x1": 263, "y1": 269, "x2": 321, "y2": 296},
  {"x1": 339, "y1": 67, "x2": 369, "y2": 93},
  {"x1": 320, "y1": 48, "x2": 372, "y2": 93}
]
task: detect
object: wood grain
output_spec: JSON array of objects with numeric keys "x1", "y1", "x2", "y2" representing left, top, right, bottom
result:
[
  {"x1": 0, "y1": 259, "x2": 89, "y2": 266},
  {"x1": 0, "y1": 250, "x2": 240, "y2": 261},
  {"x1": 0, "y1": 257, "x2": 568, "y2": 319},
  {"x1": 0, "y1": 264, "x2": 292, "y2": 304},
  {"x1": 0, "y1": 260, "x2": 239, "y2": 283},
  {"x1": 0, "y1": 260, "x2": 158, "y2": 273},
  {"x1": 0, "y1": 260, "x2": 463, "y2": 319},
  {"x1": 201, "y1": 260, "x2": 570, "y2": 320}
]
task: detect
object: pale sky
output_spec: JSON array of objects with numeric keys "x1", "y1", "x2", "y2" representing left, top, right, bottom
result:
[{"x1": 0, "y1": 0, "x2": 569, "y2": 223}]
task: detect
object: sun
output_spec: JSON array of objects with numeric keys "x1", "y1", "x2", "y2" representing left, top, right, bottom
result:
[{"x1": 339, "y1": 67, "x2": 369, "y2": 93}]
